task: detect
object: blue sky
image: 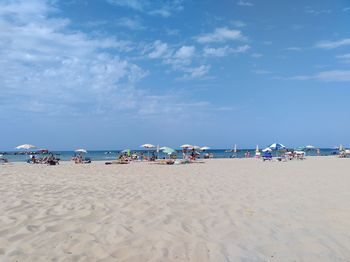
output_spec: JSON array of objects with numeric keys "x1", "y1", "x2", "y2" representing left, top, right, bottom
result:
[{"x1": 1, "y1": 0, "x2": 350, "y2": 150}]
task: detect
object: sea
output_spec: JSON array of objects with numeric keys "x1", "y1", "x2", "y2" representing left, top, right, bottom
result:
[{"x1": 0, "y1": 148, "x2": 339, "y2": 162}]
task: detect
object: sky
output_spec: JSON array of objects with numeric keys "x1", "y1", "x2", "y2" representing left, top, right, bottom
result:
[{"x1": 0, "y1": 0, "x2": 350, "y2": 150}]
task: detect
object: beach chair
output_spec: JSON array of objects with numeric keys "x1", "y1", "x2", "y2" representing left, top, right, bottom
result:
[{"x1": 262, "y1": 152, "x2": 273, "y2": 161}]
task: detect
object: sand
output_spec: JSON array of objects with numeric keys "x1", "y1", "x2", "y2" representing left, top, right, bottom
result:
[{"x1": 0, "y1": 157, "x2": 350, "y2": 261}]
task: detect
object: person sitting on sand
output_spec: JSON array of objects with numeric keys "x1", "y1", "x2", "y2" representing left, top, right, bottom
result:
[
  {"x1": 75, "y1": 155, "x2": 83, "y2": 164},
  {"x1": 31, "y1": 155, "x2": 37, "y2": 164},
  {"x1": 0, "y1": 155, "x2": 9, "y2": 164}
]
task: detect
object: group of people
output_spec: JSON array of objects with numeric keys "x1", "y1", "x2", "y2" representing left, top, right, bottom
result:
[
  {"x1": 71, "y1": 155, "x2": 91, "y2": 164},
  {"x1": 182, "y1": 148, "x2": 200, "y2": 161},
  {"x1": 28, "y1": 154, "x2": 60, "y2": 165},
  {"x1": 259, "y1": 150, "x2": 306, "y2": 161}
]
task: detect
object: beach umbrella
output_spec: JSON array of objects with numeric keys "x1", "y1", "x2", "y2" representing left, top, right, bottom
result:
[
  {"x1": 200, "y1": 146, "x2": 210, "y2": 151},
  {"x1": 339, "y1": 144, "x2": 345, "y2": 151},
  {"x1": 262, "y1": 147, "x2": 272, "y2": 152},
  {"x1": 140, "y1": 144, "x2": 155, "y2": 149},
  {"x1": 192, "y1": 145, "x2": 200, "y2": 150},
  {"x1": 161, "y1": 147, "x2": 176, "y2": 155},
  {"x1": 75, "y1": 149, "x2": 87, "y2": 154},
  {"x1": 268, "y1": 143, "x2": 285, "y2": 150},
  {"x1": 305, "y1": 145, "x2": 315, "y2": 149},
  {"x1": 180, "y1": 144, "x2": 193, "y2": 148},
  {"x1": 268, "y1": 143, "x2": 285, "y2": 157},
  {"x1": 15, "y1": 144, "x2": 36, "y2": 150},
  {"x1": 141, "y1": 144, "x2": 155, "y2": 158}
]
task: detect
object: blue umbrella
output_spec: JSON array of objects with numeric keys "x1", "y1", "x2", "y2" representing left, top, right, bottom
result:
[
  {"x1": 268, "y1": 143, "x2": 286, "y2": 157},
  {"x1": 268, "y1": 143, "x2": 286, "y2": 150}
]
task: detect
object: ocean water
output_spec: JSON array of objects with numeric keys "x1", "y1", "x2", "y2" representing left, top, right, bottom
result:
[{"x1": 1, "y1": 148, "x2": 339, "y2": 162}]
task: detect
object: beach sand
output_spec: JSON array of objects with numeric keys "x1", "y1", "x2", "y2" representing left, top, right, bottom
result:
[{"x1": 0, "y1": 157, "x2": 350, "y2": 261}]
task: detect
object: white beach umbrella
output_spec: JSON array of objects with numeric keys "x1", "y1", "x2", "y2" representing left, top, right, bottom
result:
[
  {"x1": 192, "y1": 145, "x2": 200, "y2": 150},
  {"x1": 15, "y1": 144, "x2": 36, "y2": 150},
  {"x1": 200, "y1": 146, "x2": 210, "y2": 151},
  {"x1": 305, "y1": 145, "x2": 315, "y2": 149},
  {"x1": 141, "y1": 144, "x2": 156, "y2": 159},
  {"x1": 75, "y1": 149, "x2": 87, "y2": 154},
  {"x1": 255, "y1": 145, "x2": 260, "y2": 153},
  {"x1": 141, "y1": 144, "x2": 156, "y2": 149},
  {"x1": 304, "y1": 145, "x2": 315, "y2": 150},
  {"x1": 262, "y1": 147, "x2": 272, "y2": 152},
  {"x1": 180, "y1": 144, "x2": 193, "y2": 148}
]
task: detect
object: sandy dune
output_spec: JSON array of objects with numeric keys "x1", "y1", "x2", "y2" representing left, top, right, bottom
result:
[{"x1": 0, "y1": 157, "x2": 350, "y2": 261}]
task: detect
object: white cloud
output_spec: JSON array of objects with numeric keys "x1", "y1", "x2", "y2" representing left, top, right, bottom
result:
[
  {"x1": 305, "y1": 7, "x2": 331, "y2": 15},
  {"x1": 0, "y1": 0, "x2": 152, "y2": 116},
  {"x1": 115, "y1": 17, "x2": 145, "y2": 30},
  {"x1": 253, "y1": 69, "x2": 271, "y2": 74},
  {"x1": 285, "y1": 47, "x2": 303, "y2": 51},
  {"x1": 179, "y1": 65, "x2": 211, "y2": 80},
  {"x1": 336, "y1": 54, "x2": 350, "y2": 59},
  {"x1": 316, "y1": 39, "x2": 350, "y2": 49},
  {"x1": 106, "y1": 0, "x2": 184, "y2": 17},
  {"x1": 263, "y1": 41, "x2": 272, "y2": 45},
  {"x1": 146, "y1": 43, "x2": 204, "y2": 78},
  {"x1": 203, "y1": 45, "x2": 250, "y2": 57},
  {"x1": 231, "y1": 20, "x2": 246, "y2": 28},
  {"x1": 174, "y1": 46, "x2": 195, "y2": 59},
  {"x1": 196, "y1": 27, "x2": 244, "y2": 43},
  {"x1": 289, "y1": 70, "x2": 350, "y2": 82},
  {"x1": 251, "y1": 53, "x2": 263, "y2": 58},
  {"x1": 237, "y1": 0, "x2": 254, "y2": 7},
  {"x1": 148, "y1": 9, "x2": 171, "y2": 17},
  {"x1": 336, "y1": 54, "x2": 350, "y2": 63},
  {"x1": 106, "y1": 0, "x2": 143, "y2": 10},
  {"x1": 148, "y1": 40, "x2": 171, "y2": 59}
]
